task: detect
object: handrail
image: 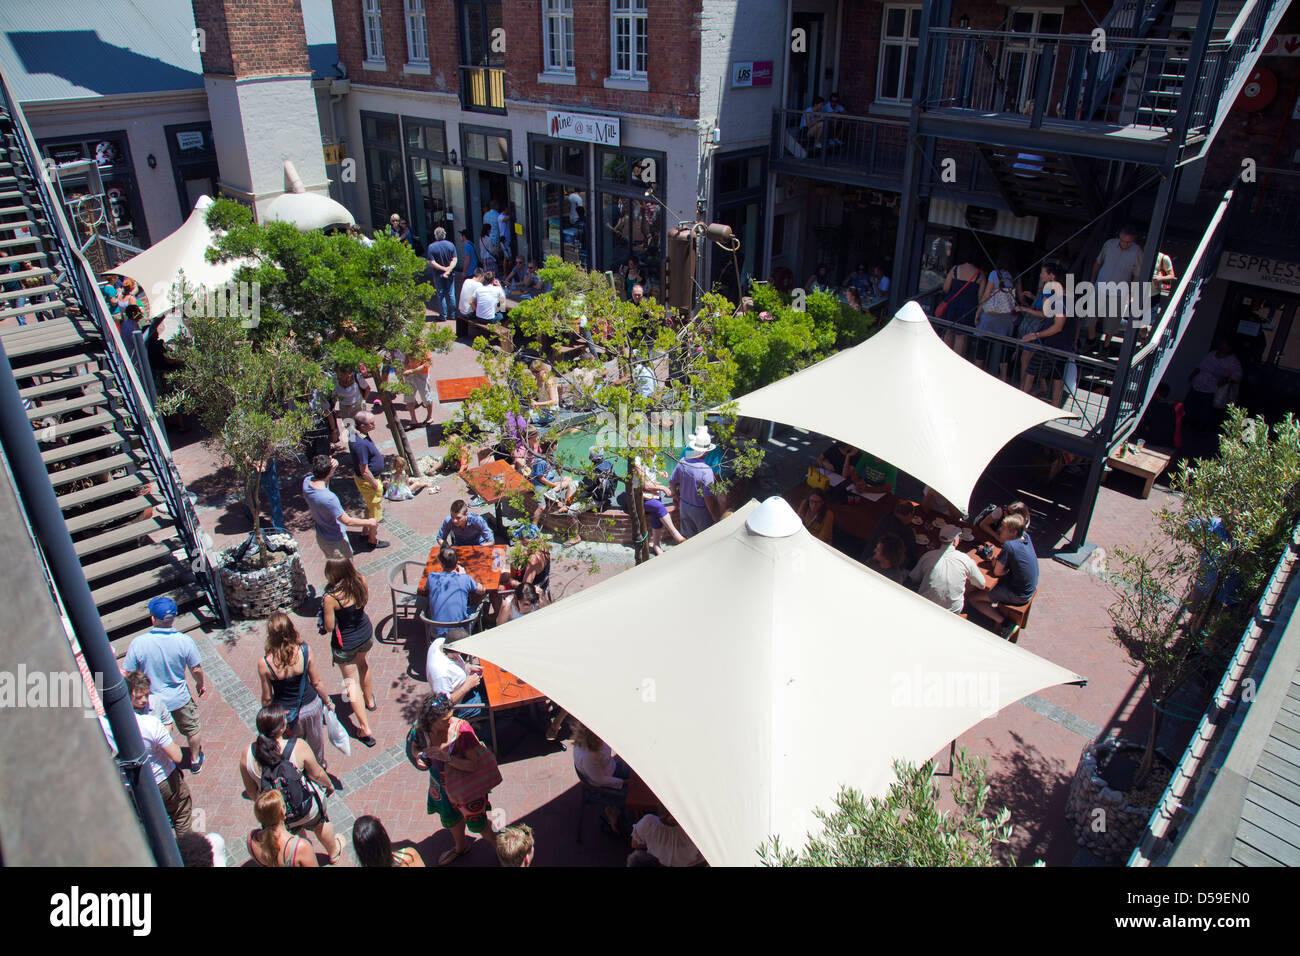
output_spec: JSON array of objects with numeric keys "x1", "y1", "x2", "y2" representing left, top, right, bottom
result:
[
  {"x1": 0, "y1": 70, "x2": 227, "y2": 627},
  {"x1": 1223, "y1": 0, "x2": 1260, "y2": 45},
  {"x1": 929, "y1": 27, "x2": 1197, "y2": 47}
]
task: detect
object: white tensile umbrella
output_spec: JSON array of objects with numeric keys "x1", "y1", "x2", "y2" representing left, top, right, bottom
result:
[
  {"x1": 730, "y1": 300, "x2": 1078, "y2": 513},
  {"x1": 263, "y1": 191, "x2": 355, "y2": 231},
  {"x1": 456, "y1": 497, "x2": 1083, "y2": 866},
  {"x1": 112, "y1": 195, "x2": 241, "y2": 322}
]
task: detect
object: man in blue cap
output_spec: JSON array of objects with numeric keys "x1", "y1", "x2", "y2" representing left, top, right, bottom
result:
[{"x1": 123, "y1": 596, "x2": 208, "y2": 773}]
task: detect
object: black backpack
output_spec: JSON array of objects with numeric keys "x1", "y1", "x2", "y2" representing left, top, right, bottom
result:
[{"x1": 259, "y1": 738, "x2": 314, "y2": 821}]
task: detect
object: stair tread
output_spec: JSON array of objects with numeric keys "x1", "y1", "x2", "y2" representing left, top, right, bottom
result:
[
  {"x1": 101, "y1": 586, "x2": 206, "y2": 636},
  {"x1": 19, "y1": 370, "x2": 107, "y2": 400},
  {"x1": 0, "y1": 282, "x2": 60, "y2": 302},
  {"x1": 11, "y1": 353, "x2": 95, "y2": 378},
  {"x1": 72, "y1": 515, "x2": 171, "y2": 558},
  {"x1": 82, "y1": 540, "x2": 182, "y2": 584},
  {"x1": 0, "y1": 300, "x2": 69, "y2": 322},
  {"x1": 58, "y1": 471, "x2": 147, "y2": 510},
  {"x1": 65, "y1": 493, "x2": 160, "y2": 534},
  {"x1": 27, "y1": 388, "x2": 116, "y2": 420},
  {"x1": 48, "y1": 450, "x2": 139, "y2": 488},
  {"x1": 92, "y1": 564, "x2": 189, "y2": 608},
  {"x1": 36, "y1": 408, "x2": 115, "y2": 441},
  {"x1": 41, "y1": 429, "x2": 127, "y2": 465}
]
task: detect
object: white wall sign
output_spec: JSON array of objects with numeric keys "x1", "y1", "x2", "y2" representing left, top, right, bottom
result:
[
  {"x1": 1218, "y1": 250, "x2": 1300, "y2": 293},
  {"x1": 546, "y1": 111, "x2": 621, "y2": 146}
]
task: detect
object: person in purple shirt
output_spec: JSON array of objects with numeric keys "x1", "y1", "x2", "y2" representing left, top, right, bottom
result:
[
  {"x1": 670, "y1": 427, "x2": 720, "y2": 538},
  {"x1": 1185, "y1": 337, "x2": 1243, "y2": 432},
  {"x1": 439, "y1": 499, "x2": 494, "y2": 546}
]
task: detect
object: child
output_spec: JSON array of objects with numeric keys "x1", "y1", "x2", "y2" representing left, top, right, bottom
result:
[
  {"x1": 383, "y1": 457, "x2": 434, "y2": 500},
  {"x1": 495, "y1": 823, "x2": 535, "y2": 867}
]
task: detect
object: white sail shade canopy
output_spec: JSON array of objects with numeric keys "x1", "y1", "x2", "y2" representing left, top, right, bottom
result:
[
  {"x1": 111, "y1": 195, "x2": 242, "y2": 322},
  {"x1": 729, "y1": 301, "x2": 1078, "y2": 513},
  {"x1": 456, "y1": 497, "x2": 1083, "y2": 866}
]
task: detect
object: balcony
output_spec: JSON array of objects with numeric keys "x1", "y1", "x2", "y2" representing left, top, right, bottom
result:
[
  {"x1": 769, "y1": 109, "x2": 1008, "y2": 208},
  {"x1": 459, "y1": 64, "x2": 506, "y2": 115},
  {"x1": 916, "y1": 0, "x2": 1283, "y2": 166}
]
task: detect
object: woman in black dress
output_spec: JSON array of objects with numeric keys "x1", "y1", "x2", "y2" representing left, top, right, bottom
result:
[{"x1": 322, "y1": 558, "x2": 377, "y2": 747}]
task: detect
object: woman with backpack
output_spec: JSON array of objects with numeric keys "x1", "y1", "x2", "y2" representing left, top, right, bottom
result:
[
  {"x1": 241, "y1": 705, "x2": 343, "y2": 864},
  {"x1": 257, "y1": 612, "x2": 333, "y2": 769},
  {"x1": 407, "y1": 692, "x2": 503, "y2": 865},
  {"x1": 977, "y1": 252, "x2": 1023, "y2": 381},
  {"x1": 247, "y1": 790, "x2": 318, "y2": 867},
  {"x1": 321, "y1": 558, "x2": 377, "y2": 748}
]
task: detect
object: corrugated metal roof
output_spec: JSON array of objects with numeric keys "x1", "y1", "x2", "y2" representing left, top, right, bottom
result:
[{"x1": 0, "y1": 0, "x2": 337, "y2": 104}]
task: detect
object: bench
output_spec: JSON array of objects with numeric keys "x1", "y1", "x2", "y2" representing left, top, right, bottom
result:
[
  {"x1": 461, "y1": 314, "x2": 514, "y2": 351},
  {"x1": 999, "y1": 593, "x2": 1035, "y2": 641}
]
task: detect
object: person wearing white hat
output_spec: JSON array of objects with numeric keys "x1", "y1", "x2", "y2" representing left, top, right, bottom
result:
[
  {"x1": 670, "y1": 427, "x2": 719, "y2": 538},
  {"x1": 906, "y1": 523, "x2": 984, "y2": 614}
]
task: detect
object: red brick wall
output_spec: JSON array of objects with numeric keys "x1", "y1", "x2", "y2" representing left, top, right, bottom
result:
[
  {"x1": 332, "y1": 0, "x2": 701, "y2": 117},
  {"x1": 193, "y1": 0, "x2": 311, "y2": 76}
]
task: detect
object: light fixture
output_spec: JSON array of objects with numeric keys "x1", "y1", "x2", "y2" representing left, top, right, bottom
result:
[
  {"x1": 448, "y1": 148, "x2": 458, "y2": 165},
  {"x1": 513, "y1": 161, "x2": 524, "y2": 177},
  {"x1": 147, "y1": 154, "x2": 157, "y2": 169}
]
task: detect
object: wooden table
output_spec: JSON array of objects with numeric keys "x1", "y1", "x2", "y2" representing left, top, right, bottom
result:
[
  {"x1": 460, "y1": 458, "x2": 536, "y2": 527},
  {"x1": 419, "y1": 544, "x2": 510, "y2": 599},
  {"x1": 479, "y1": 658, "x2": 547, "y2": 754},
  {"x1": 435, "y1": 376, "x2": 490, "y2": 403},
  {"x1": 966, "y1": 542, "x2": 1002, "y2": 591},
  {"x1": 1106, "y1": 444, "x2": 1171, "y2": 499},
  {"x1": 783, "y1": 480, "x2": 896, "y2": 542}
]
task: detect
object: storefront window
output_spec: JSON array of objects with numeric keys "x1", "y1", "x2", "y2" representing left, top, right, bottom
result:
[
  {"x1": 596, "y1": 147, "x2": 665, "y2": 297},
  {"x1": 362, "y1": 112, "x2": 407, "y2": 231},
  {"x1": 403, "y1": 118, "x2": 451, "y2": 248},
  {"x1": 41, "y1": 132, "x2": 148, "y2": 247},
  {"x1": 534, "y1": 180, "x2": 589, "y2": 268}
]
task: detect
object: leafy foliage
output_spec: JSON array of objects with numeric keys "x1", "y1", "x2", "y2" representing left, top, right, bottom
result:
[
  {"x1": 758, "y1": 753, "x2": 1014, "y2": 867},
  {"x1": 158, "y1": 308, "x2": 326, "y2": 561}
]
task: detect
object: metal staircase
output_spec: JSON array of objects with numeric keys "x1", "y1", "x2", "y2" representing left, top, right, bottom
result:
[{"x1": 0, "y1": 80, "x2": 223, "y2": 652}]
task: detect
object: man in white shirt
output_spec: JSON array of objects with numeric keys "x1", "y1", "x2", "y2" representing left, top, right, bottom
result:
[
  {"x1": 106, "y1": 671, "x2": 193, "y2": 836},
  {"x1": 472, "y1": 271, "x2": 506, "y2": 322},
  {"x1": 1089, "y1": 223, "x2": 1145, "y2": 344},
  {"x1": 628, "y1": 812, "x2": 705, "y2": 867},
  {"x1": 458, "y1": 268, "x2": 484, "y2": 333},
  {"x1": 907, "y1": 525, "x2": 985, "y2": 614}
]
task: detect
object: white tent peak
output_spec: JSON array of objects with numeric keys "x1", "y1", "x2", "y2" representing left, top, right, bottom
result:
[
  {"x1": 895, "y1": 299, "x2": 928, "y2": 323},
  {"x1": 746, "y1": 496, "x2": 803, "y2": 538}
]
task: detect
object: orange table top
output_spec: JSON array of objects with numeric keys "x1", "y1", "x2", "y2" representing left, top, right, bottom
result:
[
  {"x1": 435, "y1": 376, "x2": 490, "y2": 403},
  {"x1": 480, "y1": 659, "x2": 546, "y2": 710},
  {"x1": 461, "y1": 458, "x2": 534, "y2": 504},
  {"x1": 419, "y1": 544, "x2": 510, "y2": 595}
]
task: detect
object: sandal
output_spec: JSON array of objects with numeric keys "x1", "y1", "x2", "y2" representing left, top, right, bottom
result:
[
  {"x1": 359, "y1": 734, "x2": 378, "y2": 748},
  {"x1": 365, "y1": 697, "x2": 378, "y2": 712},
  {"x1": 438, "y1": 845, "x2": 471, "y2": 866}
]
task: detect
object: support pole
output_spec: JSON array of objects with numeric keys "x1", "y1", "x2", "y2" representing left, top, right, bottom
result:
[{"x1": 0, "y1": 341, "x2": 181, "y2": 866}]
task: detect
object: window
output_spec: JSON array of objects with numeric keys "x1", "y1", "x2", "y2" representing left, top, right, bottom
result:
[
  {"x1": 1001, "y1": 9, "x2": 1064, "y2": 113},
  {"x1": 876, "y1": 5, "x2": 920, "y2": 104},
  {"x1": 363, "y1": 0, "x2": 385, "y2": 62},
  {"x1": 405, "y1": 0, "x2": 428, "y2": 64},
  {"x1": 459, "y1": 0, "x2": 504, "y2": 66},
  {"x1": 543, "y1": 0, "x2": 574, "y2": 74},
  {"x1": 611, "y1": 0, "x2": 648, "y2": 78}
]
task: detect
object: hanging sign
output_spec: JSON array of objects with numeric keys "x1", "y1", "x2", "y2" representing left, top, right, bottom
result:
[{"x1": 547, "y1": 111, "x2": 621, "y2": 146}]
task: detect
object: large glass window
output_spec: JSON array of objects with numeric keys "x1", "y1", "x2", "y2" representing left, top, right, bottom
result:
[
  {"x1": 403, "y1": 118, "x2": 450, "y2": 249},
  {"x1": 361, "y1": 112, "x2": 406, "y2": 230},
  {"x1": 363, "y1": 0, "x2": 385, "y2": 61},
  {"x1": 543, "y1": 0, "x2": 574, "y2": 74},
  {"x1": 710, "y1": 150, "x2": 766, "y2": 300},
  {"x1": 530, "y1": 135, "x2": 589, "y2": 270},
  {"x1": 1001, "y1": 9, "x2": 1064, "y2": 113},
  {"x1": 876, "y1": 4, "x2": 920, "y2": 104},
  {"x1": 41, "y1": 132, "x2": 148, "y2": 248},
  {"x1": 405, "y1": 0, "x2": 428, "y2": 63},
  {"x1": 611, "y1": 0, "x2": 648, "y2": 78},
  {"x1": 596, "y1": 146, "x2": 665, "y2": 296},
  {"x1": 459, "y1": 0, "x2": 504, "y2": 66}
]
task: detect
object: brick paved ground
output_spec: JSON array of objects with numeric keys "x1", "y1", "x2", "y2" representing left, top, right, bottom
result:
[{"x1": 156, "y1": 321, "x2": 1194, "y2": 867}]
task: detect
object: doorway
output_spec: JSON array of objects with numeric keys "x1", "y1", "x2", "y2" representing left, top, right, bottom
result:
[{"x1": 787, "y1": 11, "x2": 825, "y2": 110}]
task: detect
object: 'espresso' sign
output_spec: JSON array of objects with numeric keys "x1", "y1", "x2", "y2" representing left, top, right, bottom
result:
[
  {"x1": 1218, "y1": 251, "x2": 1300, "y2": 293},
  {"x1": 547, "y1": 111, "x2": 621, "y2": 146}
]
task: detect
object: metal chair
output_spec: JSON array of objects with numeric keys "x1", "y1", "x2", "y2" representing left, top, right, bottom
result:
[
  {"x1": 387, "y1": 561, "x2": 428, "y2": 635},
  {"x1": 418, "y1": 602, "x2": 487, "y2": 647}
]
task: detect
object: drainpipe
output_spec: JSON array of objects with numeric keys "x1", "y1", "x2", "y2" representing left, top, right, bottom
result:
[{"x1": 0, "y1": 341, "x2": 181, "y2": 867}]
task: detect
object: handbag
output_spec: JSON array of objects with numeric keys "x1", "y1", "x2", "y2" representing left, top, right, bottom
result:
[
  {"x1": 441, "y1": 722, "x2": 502, "y2": 806},
  {"x1": 806, "y1": 466, "x2": 830, "y2": 491},
  {"x1": 935, "y1": 276, "x2": 975, "y2": 318}
]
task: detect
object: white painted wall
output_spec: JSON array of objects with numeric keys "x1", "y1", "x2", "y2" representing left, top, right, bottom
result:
[
  {"x1": 205, "y1": 72, "x2": 329, "y2": 219},
  {"x1": 700, "y1": 0, "x2": 788, "y2": 150},
  {"x1": 25, "y1": 92, "x2": 211, "y2": 246}
]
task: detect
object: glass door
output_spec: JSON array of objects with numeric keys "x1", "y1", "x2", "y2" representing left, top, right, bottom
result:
[{"x1": 1001, "y1": 9, "x2": 1063, "y2": 114}]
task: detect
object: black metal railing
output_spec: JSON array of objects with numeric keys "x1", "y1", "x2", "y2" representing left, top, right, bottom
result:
[
  {"x1": 458, "y1": 64, "x2": 507, "y2": 114},
  {"x1": 1182, "y1": 0, "x2": 1276, "y2": 153},
  {"x1": 0, "y1": 71, "x2": 228, "y2": 626}
]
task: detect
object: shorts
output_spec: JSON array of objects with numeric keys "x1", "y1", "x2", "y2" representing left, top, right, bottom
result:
[
  {"x1": 406, "y1": 375, "x2": 431, "y2": 406},
  {"x1": 332, "y1": 637, "x2": 374, "y2": 666},
  {"x1": 354, "y1": 476, "x2": 384, "y2": 522},
  {"x1": 990, "y1": 582, "x2": 1033, "y2": 607},
  {"x1": 643, "y1": 496, "x2": 667, "y2": 529},
  {"x1": 316, "y1": 532, "x2": 354, "y2": 561},
  {"x1": 170, "y1": 699, "x2": 200, "y2": 741},
  {"x1": 286, "y1": 781, "x2": 329, "y2": 834}
]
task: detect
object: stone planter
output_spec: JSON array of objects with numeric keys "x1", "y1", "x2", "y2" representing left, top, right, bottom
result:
[
  {"x1": 1064, "y1": 737, "x2": 1157, "y2": 864},
  {"x1": 217, "y1": 532, "x2": 308, "y2": 619}
]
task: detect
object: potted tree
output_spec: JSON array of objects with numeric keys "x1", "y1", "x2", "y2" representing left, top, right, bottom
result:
[{"x1": 160, "y1": 308, "x2": 326, "y2": 618}]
